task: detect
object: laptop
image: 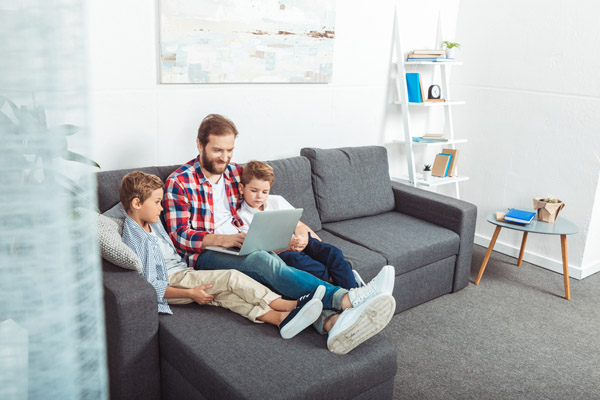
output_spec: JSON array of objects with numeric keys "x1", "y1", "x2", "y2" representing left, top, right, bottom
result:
[{"x1": 205, "y1": 208, "x2": 303, "y2": 256}]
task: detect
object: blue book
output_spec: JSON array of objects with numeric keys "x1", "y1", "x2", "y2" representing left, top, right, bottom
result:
[
  {"x1": 406, "y1": 73, "x2": 422, "y2": 103},
  {"x1": 439, "y1": 153, "x2": 453, "y2": 177},
  {"x1": 505, "y1": 209, "x2": 536, "y2": 224}
]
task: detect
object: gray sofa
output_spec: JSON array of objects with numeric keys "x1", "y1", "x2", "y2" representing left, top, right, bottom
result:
[{"x1": 98, "y1": 145, "x2": 477, "y2": 400}]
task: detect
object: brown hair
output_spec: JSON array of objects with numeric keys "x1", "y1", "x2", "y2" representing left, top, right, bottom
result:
[
  {"x1": 119, "y1": 171, "x2": 164, "y2": 212},
  {"x1": 241, "y1": 161, "x2": 275, "y2": 186},
  {"x1": 197, "y1": 114, "x2": 239, "y2": 147}
]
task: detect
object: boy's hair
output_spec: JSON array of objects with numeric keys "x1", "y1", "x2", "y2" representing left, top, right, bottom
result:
[
  {"x1": 197, "y1": 114, "x2": 239, "y2": 147},
  {"x1": 119, "y1": 171, "x2": 164, "y2": 212},
  {"x1": 241, "y1": 161, "x2": 275, "y2": 186}
]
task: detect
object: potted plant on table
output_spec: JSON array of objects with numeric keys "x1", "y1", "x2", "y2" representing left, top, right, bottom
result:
[
  {"x1": 422, "y1": 164, "x2": 432, "y2": 181},
  {"x1": 441, "y1": 41, "x2": 461, "y2": 59}
]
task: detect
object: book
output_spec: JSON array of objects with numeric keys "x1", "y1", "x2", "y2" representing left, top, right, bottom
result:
[
  {"x1": 423, "y1": 133, "x2": 444, "y2": 138},
  {"x1": 412, "y1": 137, "x2": 448, "y2": 143},
  {"x1": 426, "y1": 98, "x2": 446, "y2": 102},
  {"x1": 406, "y1": 56, "x2": 449, "y2": 62},
  {"x1": 432, "y1": 153, "x2": 452, "y2": 177},
  {"x1": 412, "y1": 49, "x2": 446, "y2": 56},
  {"x1": 504, "y1": 209, "x2": 536, "y2": 224},
  {"x1": 441, "y1": 148, "x2": 460, "y2": 176},
  {"x1": 405, "y1": 73, "x2": 422, "y2": 103}
]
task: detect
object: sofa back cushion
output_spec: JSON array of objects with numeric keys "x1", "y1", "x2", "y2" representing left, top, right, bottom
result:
[
  {"x1": 300, "y1": 146, "x2": 394, "y2": 223},
  {"x1": 96, "y1": 165, "x2": 180, "y2": 212},
  {"x1": 266, "y1": 156, "x2": 322, "y2": 231}
]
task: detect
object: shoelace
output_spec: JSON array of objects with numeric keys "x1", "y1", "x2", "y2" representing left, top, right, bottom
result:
[{"x1": 349, "y1": 281, "x2": 376, "y2": 305}]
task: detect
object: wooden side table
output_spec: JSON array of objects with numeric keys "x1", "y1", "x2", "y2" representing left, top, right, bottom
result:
[{"x1": 475, "y1": 212, "x2": 578, "y2": 299}]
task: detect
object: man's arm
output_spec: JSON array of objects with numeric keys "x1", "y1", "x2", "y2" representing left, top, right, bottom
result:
[{"x1": 164, "y1": 285, "x2": 215, "y2": 305}]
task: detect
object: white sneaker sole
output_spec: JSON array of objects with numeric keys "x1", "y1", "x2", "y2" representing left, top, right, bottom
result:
[
  {"x1": 280, "y1": 298, "x2": 323, "y2": 339},
  {"x1": 314, "y1": 285, "x2": 326, "y2": 301},
  {"x1": 327, "y1": 294, "x2": 396, "y2": 354}
]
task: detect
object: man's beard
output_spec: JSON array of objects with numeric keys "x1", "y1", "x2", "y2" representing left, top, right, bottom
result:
[{"x1": 201, "y1": 151, "x2": 229, "y2": 175}]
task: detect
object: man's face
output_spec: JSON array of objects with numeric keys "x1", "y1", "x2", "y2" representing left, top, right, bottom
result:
[{"x1": 198, "y1": 133, "x2": 235, "y2": 175}]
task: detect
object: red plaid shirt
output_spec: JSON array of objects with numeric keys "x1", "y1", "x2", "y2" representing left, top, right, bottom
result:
[{"x1": 164, "y1": 157, "x2": 244, "y2": 267}]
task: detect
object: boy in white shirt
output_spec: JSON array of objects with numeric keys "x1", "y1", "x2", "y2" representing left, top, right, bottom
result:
[
  {"x1": 237, "y1": 161, "x2": 362, "y2": 290},
  {"x1": 119, "y1": 171, "x2": 325, "y2": 339}
]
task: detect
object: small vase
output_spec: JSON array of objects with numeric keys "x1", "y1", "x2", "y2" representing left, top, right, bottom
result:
[
  {"x1": 422, "y1": 171, "x2": 432, "y2": 181},
  {"x1": 446, "y1": 48, "x2": 456, "y2": 59}
]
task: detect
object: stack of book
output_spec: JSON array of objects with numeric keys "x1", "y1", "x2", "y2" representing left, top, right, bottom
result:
[
  {"x1": 406, "y1": 49, "x2": 451, "y2": 62},
  {"x1": 412, "y1": 134, "x2": 448, "y2": 143},
  {"x1": 431, "y1": 148, "x2": 460, "y2": 177}
]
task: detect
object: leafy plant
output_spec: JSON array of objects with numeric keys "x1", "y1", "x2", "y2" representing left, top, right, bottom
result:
[
  {"x1": 441, "y1": 41, "x2": 461, "y2": 49},
  {"x1": 423, "y1": 164, "x2": 432, "y2": 171},
  {"x1": 543, "y1": 196, "x2": 560, "y2": 203},
  {"x1": 0, "y1": 95, "x2": 100, "y2": 205}
]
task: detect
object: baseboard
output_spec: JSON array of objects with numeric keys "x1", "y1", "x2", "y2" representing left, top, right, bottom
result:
[{"x1": 474, "y1": 234, "x2": 599, "y2": 281}]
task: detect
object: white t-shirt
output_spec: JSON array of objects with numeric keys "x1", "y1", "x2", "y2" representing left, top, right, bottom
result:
[
  {"x1": 238, "y1": 195, "x2": 294, "y2": 233},
  {"x1": 149, "y1": 229, "x2": 188, "y2": 276},
  {"x1": 212, "y1": 175, "x2": 239, "y2": 235}
]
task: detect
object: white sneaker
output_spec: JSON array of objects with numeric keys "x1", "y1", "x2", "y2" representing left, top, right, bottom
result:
[
  {"x1": 352, "y1": 270, "x2": 366, "y2": 287},
  {"x1": 347, "y1": 265, "x2": 395, "y2": 307},
  {"x1": 327, "y1": 293, "x2": 396, "y2": 354},
  {"x1": 279, "y1": 298, "x2": 323, "y2": 339}
]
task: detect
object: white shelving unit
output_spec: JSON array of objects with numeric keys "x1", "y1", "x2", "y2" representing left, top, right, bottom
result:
[{"x1": 389, "y1": 8, "x2": 468, "y2": 199}]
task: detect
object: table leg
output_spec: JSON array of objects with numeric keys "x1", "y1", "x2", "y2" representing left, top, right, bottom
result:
[
  {"x1": 475, "y1": 226, "x2": 502, "y2": 285},
  {"x1": 517, "y1": 232, "x2": 528, "y2": 267},
  {"x1": 560, "y1": 235, "x2": 571, "y2": 300}
]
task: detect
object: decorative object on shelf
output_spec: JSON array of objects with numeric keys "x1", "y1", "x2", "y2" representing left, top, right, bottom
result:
[
  {"x1": 428, "y1": 84, "x2": 441, "y2": 100},
  {"x1": 422, "y1": 164, "x2": 432, "y2": 181},
  {"x1": 533, "y1": 196, "x2": 565, "y2": 222},
  {"x1": 441, "y1": 41, "x2": 461, "y2": 59},
  {"x1": 431, "y1": 153, "x2": 452, "y2": 177},
  {"x1": 406, "y1": 49, "x2": 447, "y2": 62},
  {"x1": 441, "y1": 148, "x2": 460, "y2": 176}
]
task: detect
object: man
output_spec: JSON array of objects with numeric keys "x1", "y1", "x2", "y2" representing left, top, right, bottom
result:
[{"x1": 164, "y1": 114, "x2": 396, "y2": 354}]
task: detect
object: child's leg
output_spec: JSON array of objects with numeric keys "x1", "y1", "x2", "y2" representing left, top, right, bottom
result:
[
  {"x1": 303, "y1": 236, "x2": 358, "y2": 289},
  {"x1": 169, "y1": 269, "x2": 282, "y2": 323},
  {"x1": 278, "y1": 250, "x2": 330, "y2": 282}
]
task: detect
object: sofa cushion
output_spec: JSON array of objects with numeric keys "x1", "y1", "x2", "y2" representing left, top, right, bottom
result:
[
  {"x1": 315, "y1": 230, "x2": 387, "y2": 283},
  {"x1": 159, "y1": 304, "x2": 397, "y2": 399},
  {"x1": 97, "y1": 164, "x2": 180, "y2": 212},
  {"x1": 322, "y1": 211, "x2": 460, "y2": 275},
  {"x1": 266, "y1": 156, "x2": 322, "y2": 231},
  {"x1": 301, "y1": 146, "x2": 394, "y2": 223}
]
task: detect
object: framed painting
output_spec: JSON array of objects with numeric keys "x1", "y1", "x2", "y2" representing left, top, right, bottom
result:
[{"x1": 159, "y1": 0, "x2": 336, "y2": 83}]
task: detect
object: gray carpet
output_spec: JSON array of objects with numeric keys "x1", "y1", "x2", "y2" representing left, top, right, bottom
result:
[{"x1": 381, "y1": 245, "x2": 600, "y2": 400}]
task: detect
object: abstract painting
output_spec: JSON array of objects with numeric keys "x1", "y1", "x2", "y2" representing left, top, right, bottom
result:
[{"x1": 159, "y1": 0, "x2": 336, "y2": 83}]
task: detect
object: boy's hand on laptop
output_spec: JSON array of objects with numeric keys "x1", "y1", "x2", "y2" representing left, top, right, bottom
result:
[{"x1": 189, "y1": 284, "x2": 215, "y2": 305}]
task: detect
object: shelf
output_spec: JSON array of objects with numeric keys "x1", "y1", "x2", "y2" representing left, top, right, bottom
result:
[
  {"x1": 390, "y1": 138, "x2": 467, "y2": 147},
  {"x1": 404, "y1": 60, "x2": 463, "y2": 66},
  {"x1": 392, "y1": 175, "x2": 470, "y2": 187},
  {"x1": 394, "y1": 100, "x2": 466, "y2": 107}
]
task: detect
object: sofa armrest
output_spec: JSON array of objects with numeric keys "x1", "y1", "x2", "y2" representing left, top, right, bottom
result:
[
  {"x1": 102, "y1": 261, "x2": 161, "y2": 400},
  {"x1": 391, "y1": 182, "x2": 477, "y2": 291}
]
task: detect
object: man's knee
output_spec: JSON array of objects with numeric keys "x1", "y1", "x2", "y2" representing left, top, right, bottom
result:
[{"x1": 246, "y1": 250, "x2": 285, "y2": 267}]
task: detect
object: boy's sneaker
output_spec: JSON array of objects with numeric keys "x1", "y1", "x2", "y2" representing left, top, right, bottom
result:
[
  {"x1": 347, "y1": 265, "x2": 395, "y2": 307},
  {"x1": 280, "y1": 297, "x2": 323, "y2": 339},
  {"x1": 352, "y1": 270, "x2": 366, "y2": 287},
  {"x1": 327, "y1": 293, "x2": 396, "y2": 354},
  {"x1": 296, "y1": 285, "x2": 326, "y2": 309}
]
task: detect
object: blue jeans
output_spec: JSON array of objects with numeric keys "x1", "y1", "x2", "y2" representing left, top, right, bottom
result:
[
  {"x1": 195, "y1": 250, "x2": 347, "y2": 310},
  {"x1": 278, "y1": 235, "x2": 358, "y2": 290}
]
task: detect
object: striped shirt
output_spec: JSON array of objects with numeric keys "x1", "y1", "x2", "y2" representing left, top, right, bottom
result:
[
  {"x1": 164, "y1": 157, "x2": 244, "y2": 267},
  {"x1": 122, "y1": 215, "x2": 176, "y2": 314}
]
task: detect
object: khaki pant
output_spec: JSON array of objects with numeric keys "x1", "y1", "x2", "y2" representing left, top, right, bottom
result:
[{"x1": 167, "y1": 269, "x2": 280, "y2": 323}]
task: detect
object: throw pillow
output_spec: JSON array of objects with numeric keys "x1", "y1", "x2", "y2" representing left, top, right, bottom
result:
[{"x1": 76, "y1": 207, "x2": 142, "y2": 273}]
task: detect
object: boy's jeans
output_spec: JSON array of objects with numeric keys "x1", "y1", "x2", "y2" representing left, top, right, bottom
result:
[{"x1": 195, "y1": 250, "x2": 347, "y2": 310}]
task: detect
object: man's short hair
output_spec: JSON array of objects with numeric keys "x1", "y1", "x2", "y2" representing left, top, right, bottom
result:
[
  {"x1": 197, "y1": 114, "x2": 239, "y2": 147},
  {"x1": 119, "y1": 171, "x2": 164, "y2": 212},
  {"x1": 241, "y1": 161, "x2": 275, "y2": 186}
]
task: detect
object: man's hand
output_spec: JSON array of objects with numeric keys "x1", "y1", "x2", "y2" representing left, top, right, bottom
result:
[
  {"x1": 202, "y1": 232, "x2": 246, "y2": 249},
  {"x1": 189, "y1": 284, "x2": 215, "y2": 305}
]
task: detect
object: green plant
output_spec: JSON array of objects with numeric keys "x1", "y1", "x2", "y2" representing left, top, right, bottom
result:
[
  {"x1": 543, "y1": 196, "x2": 560, "y2": 203},
  {"x1": 0, "y1": 95, "x2": 100, "y2": 204},
  {"x1": 441, "y1": 41, "x2": 461, "y2": 49},
  {"x1": 423, "y1": 164, "x2": 432, "y2": 171}
]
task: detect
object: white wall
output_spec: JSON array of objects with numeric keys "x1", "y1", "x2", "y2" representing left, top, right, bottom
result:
[
  {"x1": 454, "y1": 0, "x2": 600, "y2": 278},
  {"x1": 85, "y1": 0, "x2": 600, "y2": 278}
]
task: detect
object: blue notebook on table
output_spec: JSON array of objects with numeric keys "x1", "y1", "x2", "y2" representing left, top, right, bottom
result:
[{"x1": 504, "y1": 209, "x2": 536, "y2": 224}]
